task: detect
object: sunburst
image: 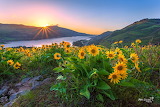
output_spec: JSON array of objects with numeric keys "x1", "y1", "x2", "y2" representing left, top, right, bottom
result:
[{"x1": 33, "y1": 24, "x2": 60, "y2": 39}]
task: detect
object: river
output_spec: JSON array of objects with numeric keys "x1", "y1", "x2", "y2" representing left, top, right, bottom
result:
[{"x1": 3, "y1": 36, "x2": 92, "y2": 48}]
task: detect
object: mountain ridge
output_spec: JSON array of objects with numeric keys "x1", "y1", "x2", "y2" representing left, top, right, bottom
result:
[
  {"x1": 86, "y1": 18, "x2": 160, "y2": 46},
  {"x1": 0, "y1": 24, "x2": 94, "y2": 44}
]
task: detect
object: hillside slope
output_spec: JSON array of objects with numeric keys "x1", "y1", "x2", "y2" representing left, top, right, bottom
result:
[
  {"x1": 86, "y1": 31, "x2": 112, "y2": 45},
  {"x1": 99, "y1": 19, "x2": 160, "y2": 47},
  {"x1": 0, "y1": 24, "x2": 92, "y2": 44}
]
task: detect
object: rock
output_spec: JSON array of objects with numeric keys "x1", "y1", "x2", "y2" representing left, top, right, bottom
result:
[
  {"x1": 18, "y1": 90, "x2": 30, "y2": 96},
  {"x1": 21, "y1": 77, "x2": 31, "y2": 83},
  {"x1": 0, "y1": 96, "x2": 8, "y2": 104},
  {"x1": 29, "y1": 75, "x2": 43, "y2": 90},
  {"x1": 27, "y1": 75, "x2": 42, "y2": 84},
  {"x1": 32, "y1": 75, "x2": 43, "y2": 81},
  {"x1": 9, "y1": 93, "x2": 18, "y2": 101},
  {"x1": 1, "y1": 76, "x2": 46, "y2": 106},
  {"x1": 31, "y1": 81, "x2": 42, "y2": 90},
  {"x1": 9, "y1": 90, "x2": 30, "y2": 102},
  {"x1": 21, "y1": 82, "x2": 31, "y2": 87},
  {"x1": 0, "y1": 86, "x2": 9, "y2": 96},
  {"x1": 18, "y1": 86, "x2": 31, "y2": 92},
  {"x1": 31, "y1": 77, "x2": 52, "y2": 90},
  {"x1": 15, "y1": 82, "x2": 22, "y2": 87},
  {"x1": 8, "y1": 89, "x2": 16, "y2": 95},
  {"x1": 4, "y1": 101, "x2": 12, "y2": 107},
  {"x1": 41, "y1": 78, "x2": 52, "y2": 84},
  {"x1": 5, "y1": 90, "x2": 30, "y2": 107}
]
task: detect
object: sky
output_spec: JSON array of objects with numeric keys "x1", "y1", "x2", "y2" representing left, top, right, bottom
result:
[{"x1": 0, "y1": 0, "x2": 160, "y2": 34}]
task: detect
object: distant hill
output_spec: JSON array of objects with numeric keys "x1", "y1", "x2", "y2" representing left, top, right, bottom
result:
[
  {"x1": 73, "y1": 31, "x2": 112, "y2": 46},
  {"x1": 86, "y1": 31, "x2": 112, "y2": 45},
  {"x1": 0, "y1": 24, "x2": 93, "y2": 44},
  {"x1": 88, "y1": 19, "x2": 160, "y2": 47}
]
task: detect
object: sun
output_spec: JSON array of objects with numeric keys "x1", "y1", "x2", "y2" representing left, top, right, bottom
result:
[
  {"x1": 36, "y1": 19, "x2": 50, "y2": 27},
  {"x1": 41, "y1": 24, "x2": 49, "y2": 27}
]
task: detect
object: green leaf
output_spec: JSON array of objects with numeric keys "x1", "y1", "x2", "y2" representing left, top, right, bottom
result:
[
  {"x1": 98, "y1": 69, "x2": 110, "y2": 75},
  {"x1": 90, "y1": 79, "x2": 98, "y2": 87},
  {"x1": 57, "y1": 75, "x2": 66, "y2": 80},
  {"x1": 53, "y1": 67, "x2": 63, "y2": 72},
  {"x1": 96, "y1": 94, "x2": 104, "y2": 102},
  {"x1": 127, "y1": 69, "x2": 132, "y2": 73},
  {"x1": 61, "y1": 68, "x2": 71, "y2": 73},
  {"x1": 118, "y1": 81, "x2": 135, "y2": 87},
  {"x1": 0, "y1": 71, "x2": 13, "y2": 75},
  {"x1": 50, "y1": 84, "x2": 59, "y2": 91},
  {"x1": 80, "y1": 85, "x2": 90, "y2": 99},
  {"x1": 96, "y1": 80, "x2": 111, "y2": 90},
  {"x1": 130, "y1": 78, "x2": 151, "y2": 87},
  {"x1": 101, "y1": 90, "x2": 115, "y2": 100},
  {"x1": 103, "y1": 60, "x2": 113, "y2": 72},
  {"x1": 50, "y1": 82, "x2": 66, "y2": 93},
  {"x1": 143, "y1": 67, "x2": 151, "y2": 72},
  {"x1": 89, "y1": 68, "x2": 98, "y2": 78}
]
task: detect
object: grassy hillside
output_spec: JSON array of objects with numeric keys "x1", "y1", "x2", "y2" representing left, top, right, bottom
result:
[
  {"x1": 99, "y1": 19, "x2": 160, "y2": 47},
  {"x1": 0, "y1": 42, "x2": 160, "y2": 106},
  {"x1": 86, "y1": 31, "x2": 112, "y2": 45}
]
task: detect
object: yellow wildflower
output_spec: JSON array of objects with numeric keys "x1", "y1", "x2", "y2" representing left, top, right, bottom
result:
[
  {"x1": 119, "y1": 40, "x2": 123, "y2": 43},
  {"x1": 135, "y1": 39, "x2": 141, "y2": 43},
  {"x1": 78, "y1": 49, "x2": 85, "y2": 59},
  {"x1": 108, "y1": 72, "x2": 121, "y2": 84},
  {"x1": 0, "y1": 45, "x2": 4, "y2": 48},
  {"x1": 114, "y1": 41, "x2": 118, "y2": 44},
  {"x1": 7, "y1": 60, "x2": 14, "y2": 66},
  {"x1": 106, "y1": 50, "x2": 116, "y2": 59},
  {"x1": 118, "y1": 54, "x2": 128, "y2": 63},
  {"x1": 135, "y1": 62, "x2": 141, "y2": 72},
  {"x1": 131, "y1": 43, "x2": 135, "y2": 47},
  {"x1": 115, "y1": 48, "x2": 122, "y2": 55},
  {"x1": 54, "y1": 53, "x2": 61, "y2": 60},
  {"x1": 119, "y1": 71, "x2": 128, "y2": 79},
  {"x1": 88, "y1": 45, "x2": 99, "y2": 56},
  {"x1": 130, "y1": 53, "x2": 139, "y2": 63},
  {"x1": 13, "y1": 62, "x2": 21, "y2": 69},
  {"x1": 113, "y1": 62, "x2": 127, "y2": 73}
]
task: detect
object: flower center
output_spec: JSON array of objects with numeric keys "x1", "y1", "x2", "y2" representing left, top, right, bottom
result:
[
  {"x1": 131, "y1": 57, "x2": 135, "y2": 61},
  {"x1": 117, "y1": 65, "x2": 123, "y2": 70},
  {"x1": 109, "y1": 54, "x2": 113, "y2": 57},
  {"x1": 57, "y1": 55, "x2": 60, "y2": 57},
  {"x1": 91, "y1": 49, "x2": 96, "y2": 53},
  {"x1": 120, "y1": 58, "x2": 123, "y2": 61},
  {"x1": 81, "y1": 52, "x2": 84, "y2": 56},
  {"x1": 112, "y1": 74, "x2": 117, "y2": 79},
  {"x1": 66, "y1": 45, "x2": 70, "y2": 47},
  {"x1": 15, "y1": 65, "x2": 19, "y2": 67}
]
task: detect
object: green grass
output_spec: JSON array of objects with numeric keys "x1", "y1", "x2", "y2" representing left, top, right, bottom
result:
[
  {"x1": 97, "y1": 19, "x2": 160, "y2": 47},
  {"x1": 12, "y1": 81, "x2": 60, "y2": 107},
  {"x1": 0, "y1": 41, "x2": 159, "y2": 107}
]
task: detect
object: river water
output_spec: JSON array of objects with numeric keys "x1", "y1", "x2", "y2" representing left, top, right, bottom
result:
[{"x1": 3, "y1": 36, "x2": 92, "y2": 48}]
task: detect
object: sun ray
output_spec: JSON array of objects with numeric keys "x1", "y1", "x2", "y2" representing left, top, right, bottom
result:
[
  {"x1": 47, "y1": 27, "x2": 60, "y2": 35},
  {"x1": 33, "y1": 28, "x2": 44, "y2": 39},
  {"x1": 45, "y1": 28, "x2": 51, "y2": 34},
  {"x1": 41, "y1": 28, "x2": 45, "y2": 39},
  {"x1": 33, "y1": 24, "x2": 59, "y2": 39},
  {"x1": 44, "y1": 28, "x2": 49, "y2": 38}
]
